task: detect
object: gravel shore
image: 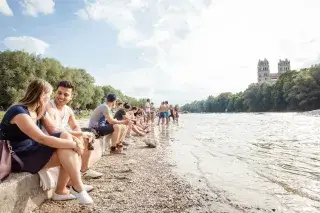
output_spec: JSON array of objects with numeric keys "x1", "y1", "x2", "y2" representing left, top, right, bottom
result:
[{"x1": 33, "y1": 125, "x2": 215, "y2": 213}]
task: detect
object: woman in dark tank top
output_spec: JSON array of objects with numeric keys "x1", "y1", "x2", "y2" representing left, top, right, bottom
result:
[{"x1": 0, "y1": 79, "x2": 93, "y2": 204}]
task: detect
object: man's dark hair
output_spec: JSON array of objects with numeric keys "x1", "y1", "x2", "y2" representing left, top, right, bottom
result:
[
  {"x1": 131, "y1": 106, "x2": 137, "y2": 110},
  {"x1": 151, "y1": 102, "x2": 154, "y2": 105},
  {"x1": 147, "y1": 99, "x2": 150, "y2": 102},
  {"x1": 57, "y1": 81, "x2": 74, "y2": 90},
  {"x1": 165, "y1": 101, "x2": 168, "y2": 104},
  {"x1": 124, "y1": 103, "x2": 131, "y2": 109},
  {"x1": 117, "y1": 102, "x2": 123, "y2": 106},
  {"x1": 106, "y1": 94, "x2": 117, "y2": 102}
]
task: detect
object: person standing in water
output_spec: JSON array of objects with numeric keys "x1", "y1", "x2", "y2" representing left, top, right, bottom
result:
[
  {"x1": 164, "y1": 101, "x2": 170, "y2": 124},
  {"x1": 174, "y1": 105, "x2": 179, "y2": 123},
  {"x1": 158, "y1": 102, "x2": 166, "y2": 125}
]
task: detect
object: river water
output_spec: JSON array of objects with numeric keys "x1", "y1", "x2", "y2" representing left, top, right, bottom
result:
[{"x1": 161, "y1": 113, "x2": 320, "y2": 213}]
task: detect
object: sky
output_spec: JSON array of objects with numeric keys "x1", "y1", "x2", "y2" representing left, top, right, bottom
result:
[{"x1": 0, "y1": 0, "x2": 320, "y2": 105}]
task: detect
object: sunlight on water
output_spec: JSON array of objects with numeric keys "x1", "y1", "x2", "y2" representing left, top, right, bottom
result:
[{"x1": 164, "y1": 113, "x2": 320, "y2": 213}]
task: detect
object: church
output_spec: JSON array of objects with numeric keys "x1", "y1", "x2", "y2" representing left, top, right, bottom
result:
[{"x1": 257, "y1": 59, "x2": 290, "y2": 83}]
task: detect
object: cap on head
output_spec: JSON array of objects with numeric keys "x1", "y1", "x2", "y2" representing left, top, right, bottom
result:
[{"x1": 106, "y1": 93, "x2": 117, "y2": 102}]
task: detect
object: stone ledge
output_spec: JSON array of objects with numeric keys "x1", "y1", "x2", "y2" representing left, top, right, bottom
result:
[
  {"x1": 0, "y1": 172, "x2": 51, "y2": 213},
  {"x1": 0, "y1": 135, "x2": 111, "y2": 213}
]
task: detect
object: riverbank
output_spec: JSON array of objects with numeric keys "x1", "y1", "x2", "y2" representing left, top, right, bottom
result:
[{"x1": 33, "y1": 124, "x2": 215, "y2": 213}]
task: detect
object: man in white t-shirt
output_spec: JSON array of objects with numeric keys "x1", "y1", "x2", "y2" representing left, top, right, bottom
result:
[
  {"x1": 46, "y1": 81, "x2": 103, "y2": 181},
  {"x1": 145, "y1": 99, "x2": 151, "y2": 123}
]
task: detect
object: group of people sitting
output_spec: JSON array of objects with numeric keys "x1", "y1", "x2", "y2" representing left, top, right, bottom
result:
[{"x1": 0, "y1": 79, "x2": 152, "y2": 205}]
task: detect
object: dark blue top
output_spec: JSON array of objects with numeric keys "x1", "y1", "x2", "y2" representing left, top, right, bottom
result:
[{"x1": 0, "y1": 105, "x2": 42, "y2": 153}]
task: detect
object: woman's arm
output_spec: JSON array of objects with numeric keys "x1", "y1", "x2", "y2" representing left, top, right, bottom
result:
[
  {"x1": 12, "y1": 114, "x2": 76, "y2": 149},
  {"x1": 41, "y1": 111, "x2": 62, "y2": 135}
]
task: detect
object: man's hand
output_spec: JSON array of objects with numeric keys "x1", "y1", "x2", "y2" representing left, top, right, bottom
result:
[
  {"x1": 122, "y1": 119, "x2": 129, "y2": 125},
  {"x1": 72, "y1": 135, "x2": 84, "y2": 155}
]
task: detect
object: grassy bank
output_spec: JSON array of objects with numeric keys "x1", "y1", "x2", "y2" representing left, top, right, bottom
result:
[
  {"x1": 74, "y1": 110, "x2": 92, "y2": 120},
  {"x1": 0, "y1": 111, "x2": 4, "y2": 121}
]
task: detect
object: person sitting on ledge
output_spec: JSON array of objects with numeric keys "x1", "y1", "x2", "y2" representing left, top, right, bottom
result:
[
  {"x1": 46, "y1": 80, "x2": 103, "y2": 180},
  {"x1": 134, "y1": 108, "x2": 149, "y2": 130},
  {"x1": 88, "y1": 94, "x2": 128, "y2": 154},
  {"x1": 114, "y1": 102, "x2": 132, "y2": 141},
  {"x1": 126, "y1": 106, "x2": 149, "y2": 136},
  {"x1": 0, "y1": 79, "x2": 93, "y2": 205}
]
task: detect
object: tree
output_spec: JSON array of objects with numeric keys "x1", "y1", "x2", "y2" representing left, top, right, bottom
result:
[
  {"x1": 181, "y1": 65, "x2": 320, "y2": 113},
  {"x1": 0, "y1": 50, "x2": 141, "y2": 110}
]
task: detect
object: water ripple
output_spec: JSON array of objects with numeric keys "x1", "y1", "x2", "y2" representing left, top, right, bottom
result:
[{"x1": 167, "y1": 113, "x2": 320, "y2": 213}]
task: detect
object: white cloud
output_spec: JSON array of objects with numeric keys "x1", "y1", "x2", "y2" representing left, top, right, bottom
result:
[
  {"x1": 3, "y1": 36, "x2": 49, "y2": 55},
  {"x1": 20, "y1": 0, "x2": 55, "y2": 17},
  {"x1": 0, "y1": 0, "x2": 13, "y2": 16},
  {"x1": 78, "y1": 0, "x2": 320, "y2": 105}
]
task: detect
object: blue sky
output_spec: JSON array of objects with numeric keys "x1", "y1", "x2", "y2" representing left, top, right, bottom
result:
[{"x1": 1, "y1": 0, "x2": 320, "y2": 105}]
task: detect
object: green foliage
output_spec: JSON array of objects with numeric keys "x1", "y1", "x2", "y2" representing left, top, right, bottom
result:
[
  {"x1": 100, "y1": 86, "x2": 148, "y2": 107},
  {"x1": 181, "y1": 65, "x2": 320, "y2": 113},
  {"x1": 0, "y1": 111, "x2": 4, "y2": 121},
  {"x1": 0, "y1": 51, "x2": 144, "y2": 110}
]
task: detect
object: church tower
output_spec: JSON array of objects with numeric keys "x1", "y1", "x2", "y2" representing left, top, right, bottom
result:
[
  {"x1": 257, "y1": 58, "x2": 270, "y2": 83},
  {"x1": 278, "y1": 59, "x2": 290, "y2": 74}
]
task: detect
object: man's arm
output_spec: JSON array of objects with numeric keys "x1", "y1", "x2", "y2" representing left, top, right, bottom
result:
[{"x1": 67, "y1": 107, "x2": 84, "y2": 137}]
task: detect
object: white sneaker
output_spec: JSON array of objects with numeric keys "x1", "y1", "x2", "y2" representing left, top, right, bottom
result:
[
  {"x1": 52, "y1": 192, "x2": 76, "y2": 201},
  {"x1": 82, "y1": 169, "x2": 103, "y2": 179},
  {"x1": 84, "y1": 184, "x2": 94, "y2": 192},
  {"x1": 70, "y1": 187, "x2": 93, "y2": 205},
  {"x1": 68, "y1": 184, "x2": 94, "y2": 192}
]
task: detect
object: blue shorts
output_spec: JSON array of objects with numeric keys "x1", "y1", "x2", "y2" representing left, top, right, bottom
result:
[
  {"x1": 159, "y1": 112, "x2": 165, "y2": 118},
  {"x1": 164, "y1": 112, "x2": 169, "y2": 118}
]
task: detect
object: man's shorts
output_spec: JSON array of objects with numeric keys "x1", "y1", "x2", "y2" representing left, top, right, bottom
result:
[
  {"x1": 81, "y1": 125, "x2": 114, "y2": 138},
  {"x1": 159, "y1": 112, "x2": 165, "y2": 118}
]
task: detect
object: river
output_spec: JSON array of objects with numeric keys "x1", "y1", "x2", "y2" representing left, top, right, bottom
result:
[{"x1": 161, "y1": 113, "x2": 320, "y2": 213}]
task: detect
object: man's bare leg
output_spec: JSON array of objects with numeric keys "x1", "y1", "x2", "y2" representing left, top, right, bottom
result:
[{"x1": 80, "y1": 137, "x2": 103, "y2": 179}]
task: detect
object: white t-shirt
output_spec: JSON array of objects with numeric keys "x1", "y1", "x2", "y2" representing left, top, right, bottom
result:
[{"x1": 50, "y1": 100, "x2": 71, "y2": 131}]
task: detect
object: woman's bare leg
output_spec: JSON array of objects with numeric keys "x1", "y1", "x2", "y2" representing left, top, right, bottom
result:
[{"x1": 43, "y1": 132, "x2": 82, "y2": 194}]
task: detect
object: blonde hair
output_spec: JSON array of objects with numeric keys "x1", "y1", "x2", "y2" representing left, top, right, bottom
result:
[{"x1": 18, "y1": 79, "x2": 53, "y2": 119}]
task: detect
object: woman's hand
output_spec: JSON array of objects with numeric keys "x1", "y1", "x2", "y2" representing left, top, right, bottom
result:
[{"x1": 72, "y1": 135, "x2": 84, "y2": 155}]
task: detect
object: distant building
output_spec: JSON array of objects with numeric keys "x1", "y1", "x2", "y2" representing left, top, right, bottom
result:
[
  {"x1": 257, "y1": 59, "x2": 270, "y2": 83},
  {"x1": 257, "y1": 58, "x2": 290, "y2": 83},
  {"x1": 278, "y1": 59, "x2": 290, "y2": 74}
]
